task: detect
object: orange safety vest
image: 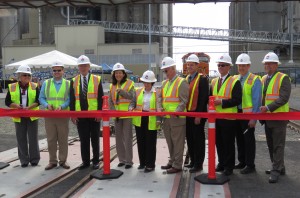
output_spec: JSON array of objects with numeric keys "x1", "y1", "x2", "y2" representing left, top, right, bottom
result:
[{"x1": 186, "y1": 73, "x2": 201, "y2": 111}]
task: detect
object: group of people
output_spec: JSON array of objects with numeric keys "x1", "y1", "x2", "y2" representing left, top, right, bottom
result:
[{"x1": 5, "y1": 51, "x2": 290, "y2": 184}]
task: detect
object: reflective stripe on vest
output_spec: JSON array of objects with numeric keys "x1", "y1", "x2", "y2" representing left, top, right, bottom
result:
[
  {"x1": 45, "y1": 78, "x2": 70, "y2": 110},
  {"x1": 162, "y1": 76, "x2": 186, "y2": 118},
  {"x1": 73, "y1": 74, "x2": 100, "y2": 111},
  {"x1": 9, "y1": 82, "x2": 39, "y2": 122},
  {"x1": 262, "y1": 72, "x2": 289, "y2": 112},
  {"x1": 109, "y1": 79, "x2": 134, "y2": 118},
  {"x1": 212, "y1": 76, "x2": 238, "y2": 113},
  {"x1": 186, "y1": 73, "x2": 201, "y2": 111},
  {"x1": 132, "y1": 87, "x2": 158, "y2": 130}
]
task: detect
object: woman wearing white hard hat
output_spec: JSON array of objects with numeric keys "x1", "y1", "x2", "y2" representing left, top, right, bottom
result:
[
  {"x1": 109, "y1": 62, "x2": 135, "y2": 169},
  {"x1": 129, "y1": 70, "x2": 160, "y2": 173},
  {"x1": 5, "y1": 64, "x2": 40, "y2": 167}
]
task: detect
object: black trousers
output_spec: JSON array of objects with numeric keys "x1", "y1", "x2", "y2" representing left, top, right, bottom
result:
[
  {"x1": 216, "y1": 119, "x2": 237, "y2": 171},
  {"x1": 135, "y1": 116, "x2": 157, "y2": 168},
  {"x1": 236, "y1": 120, "x2": 256, "y2": 168},
  {"x1": 77, "y1": 118, "x2": 100, "y2": 165},
  {"x1": 186, "y1": 116, "x2": 206, "y2": 167}
]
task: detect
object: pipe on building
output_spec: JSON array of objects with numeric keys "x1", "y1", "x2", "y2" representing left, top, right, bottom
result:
[{"x1": 38, "y1": 8, "x2": 42, "y2": 45}]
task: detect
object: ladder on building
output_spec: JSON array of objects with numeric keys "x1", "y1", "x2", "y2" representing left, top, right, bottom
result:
[{"x1": 70, "y1": 19, "x2": 300, "y2": 46}]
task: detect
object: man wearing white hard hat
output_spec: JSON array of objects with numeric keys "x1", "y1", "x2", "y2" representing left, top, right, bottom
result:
[
  {"x1": 5, "y1": 64, "x2": 40, "y2": 167},
  {"x1": 109, "y1": 62, "x2": 135, "y2": 169},
  {"x1": 211, "y1": 53, "x2": 242, "y2": 176},
  {"x1": 184, "y1": 54, "x2": 209, "y2": 173},
  {"x1": 39, "y1": 61, "x2": 71, "y2": 170},
  {"x1": 158, "y1": 57, "x2": 189, "y2": 174},
  {"x1": 70, "y1": 55, "x2": 104, "y2": 170},
  {"x1": 129, "y1": 70, "x2": 160, "y2": 172},
  {"x1": 259, "y1": 52, "x2": 291, "y2": 183},
  {"x1": 233, "y1": 53, "x2": 262, "y2": 174}
]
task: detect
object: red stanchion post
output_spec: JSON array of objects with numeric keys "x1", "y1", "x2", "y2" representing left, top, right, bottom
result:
[
  {"x1": 194, "y1": 96, "x2": 229, "y2": 185},
  {"x1": 90, "y1": 95, "x2": 123, "y2": 180},
  {"x1": 102, "y1": 95, "x2": 111, "y2": 175},
  {"x1": 207, "y1": 96, "x2": 216, "y2": 180}
]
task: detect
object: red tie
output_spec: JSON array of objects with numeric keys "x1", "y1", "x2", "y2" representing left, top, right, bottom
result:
[{"x1": 217, "y1": 78, "x2": 222, "y2": 92}]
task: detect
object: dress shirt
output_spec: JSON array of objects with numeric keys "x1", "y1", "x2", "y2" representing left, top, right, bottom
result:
[{"x1": 143, "y1": 87, "x2": 155, "y2": 111}]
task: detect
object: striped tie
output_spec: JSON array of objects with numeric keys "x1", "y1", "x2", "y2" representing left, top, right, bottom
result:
[{"x1": 83, "y1": 76, "x2": 88, "y2": 97}]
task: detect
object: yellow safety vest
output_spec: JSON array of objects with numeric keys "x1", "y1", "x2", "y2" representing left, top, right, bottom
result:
[
  {"x1": 233, "y1": 73, "x2": 261, "y2": 113},
  {"x1": 161, "y1": 76, "x2": 186, "y2": 118},
  {"x1": 45, "y1": 78, "x2": 70, "y2": 110},
  {"x1": 132, "y1": 87, "x2": 159, "y2": 130},
  {"x1": 110, "y1": 79, "x2": 134, "y2": 119},
  {"x1": 73, "y1": 74, "x2": 101, "y2": 111},
  {"x1": 262, "y1": 72, "x2": 289, "y2": 112},
  {"x1": 9, "y1": 82, "x2": 39, "y2": 122},
  {"x1": 211, "y1": 76, "x2": 238, "y2": 113}
]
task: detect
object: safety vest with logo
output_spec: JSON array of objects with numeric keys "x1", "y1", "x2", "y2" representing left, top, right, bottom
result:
[
  {"x1": 211, "y1": 76, "x2": 238, "y2": 113},
  {"x1": 132, "y1": 87, "x2": 159, "y2": 130},
  {"x1": 110, "y1": 79, "x2": 134, "y2": 119},
  {"x1": 73, "y1": 74, "x2": 101, "y2": 111},
  {"x1": 186, "y1": 73, "x2": 201, "y2": 111},
  {"x1": 45, "y1": 78, "x2": 70, "y2": 110},
  {"x1": 233, "y1": 73, "x2": 261, "y2": 113},
  {"x1": 8, "y1": 82, "x2": 39, "y2": 122},
  {"x1": 262, "y1": 72, "x2": 289, "y2": 112},
  {"x1": 161, "y1": 76, "x2": 186, "y2": 118}
]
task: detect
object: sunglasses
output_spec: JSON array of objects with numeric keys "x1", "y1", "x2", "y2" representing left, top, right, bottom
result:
[
  {"x1": 217, "y1": 64, "x2": 229, "y2": 68},
  {"x1": 163, "y1": 69, "x2": 170, "y2": 73},
  {"x1": 21, "y1": 74, "x2": 31, "y2": 77},
  {"x1": 53, "y1": 70, "x2": 62, "y2": 72}
]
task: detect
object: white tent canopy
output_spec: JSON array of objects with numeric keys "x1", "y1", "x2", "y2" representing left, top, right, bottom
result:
[{"x1": 5, "y1": 50, "x2": 101, "y2": 70}]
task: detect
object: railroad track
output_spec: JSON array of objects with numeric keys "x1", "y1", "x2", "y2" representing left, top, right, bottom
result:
[
  {"x1": 288, "y1": 108, "x2": 300, "y2": 133},
  {"x1": 22, "y1": 135, "x2": 137, "y2": 198}
]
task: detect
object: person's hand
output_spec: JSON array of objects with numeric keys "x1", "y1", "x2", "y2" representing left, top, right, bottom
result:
[
  {"x1": 71, "y1": 118, "x2": 78, "y2": 125},
  {"x1": 214, "y1": 99, "x2": 222, "y2": 106},
  {"x1": 260, "y1": 106, "x2": 268, "y2": 113},
  {"x1": 47, "y1": 104, "x2": 54, "y2": 110},
  {"x1": 55, "y1": 106, "x2": 62, "y2": 111},
  {"x1": 248, "y1": 120, "x2": 256, "y2": 128},
  {"x1": 194, "y1": 117, "x2": 201, "y2": 125}
]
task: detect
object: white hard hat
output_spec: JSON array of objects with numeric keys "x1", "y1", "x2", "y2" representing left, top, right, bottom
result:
[
  {"x1": 236, "y1": 53, "x2": 251, "y2": 65},
  {"x1": 186, "y1": 54, "x2": 199, "y2": 63},
  {"x1": 216, "y1": 54, "x2": 233, "y2": 66},
  {"x1": 262, "y1": 52, "x2": 281, "y2": 64},
  {"x1": 16, "y1": 64, "x2": 32, "y2": 74},
  {"x1": 161, "y1": 57, "x2": 176, "y2": 70},
  {"x1": 77, "y1": 55, "x2": 91, "y2": 65},
  {"x1": 51, "y1": 60, "x2": 64, "y2": 68},
  {"x1": 140, "y1": 70, "x2": 157, "y2": 83},
  {"x1": 113, "y1": 63, "x2": 126, "y2": 72}
]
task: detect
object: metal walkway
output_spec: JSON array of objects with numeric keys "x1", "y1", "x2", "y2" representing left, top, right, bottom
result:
[{"x1": 70, "y1": 19, "x2": 300, "y2": 46}]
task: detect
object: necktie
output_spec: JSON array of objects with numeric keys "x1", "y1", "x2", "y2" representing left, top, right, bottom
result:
[
  {"x1": 217, "y1": 77, "x2": 222, "y2": 92},
  {"x1": 83, "y1": 76, "x2": 88, "y2": 97},
  {"x1": 240, "y1": 76, "x2": 243, "y2": 88}
]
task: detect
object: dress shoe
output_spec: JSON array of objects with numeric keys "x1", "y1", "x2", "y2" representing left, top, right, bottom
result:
[
  {"x1": 144, "y1": 167, "x2": 155, "y2": 173},
  {"x1": 92, "y1": 163, "x2": 100, "y2": 170},
  {"x1": 78, "y1": 163, "x2": 90, "y2": 170},
  {"x1": 117, "y1": 163, "x2": 125, "y2": 167},
  {"x1": 234, "y1": 163, "x2": 246, "y2": 169},
  {"x1": 45, "y1": 163, "x2": 57, "y2": 170},
  {"x1": 161, "y1": 164, "x2": 172, "y2": 170},
  {"x1": 21, "y1": 163, "x2": 28, "y2": 168},
  {"x1": 240, "y1": 166, "x2": 255, "y2": 174},
  {"x1": 31, "y1": 163, "x2": 38, "y2": 166},
  {"x1": 60, "y1": 162, "x2": 70, "y2": 169},
  {"x1": 215, "y1": 165, "x2": 224, "y2": 172},
  {"x1": 184, "y1": 164, "x2": 194, "y2": 169},
  {"x1": 265, "y1": 167, "x2": 285, "y2": 175},
  {"x1": 189, "y1": 166, "x2": 203, "y2": 173},
  {"x1": 138, "y1": 165, "x2": 145, "y2": 169},
  {"x1": 223, "y1": 169, "x2": 233, "y2": 176},
  {"x1": 166, "y1": 167, "x2": 182, "y2": 174},
  {"x1": 125, "y1": 164, "x2": 132, "y2": 169},
  {"x1": 269, "y1": 171, "x2": 280, "y2": 183}
]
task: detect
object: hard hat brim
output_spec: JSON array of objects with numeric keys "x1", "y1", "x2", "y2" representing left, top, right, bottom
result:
[
  {"x1": 262, "y1": 61, "x2": 281, "y2": 65},
  {"x1": 140, "y1": 78, "x2": 157, "y2": 83}
]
